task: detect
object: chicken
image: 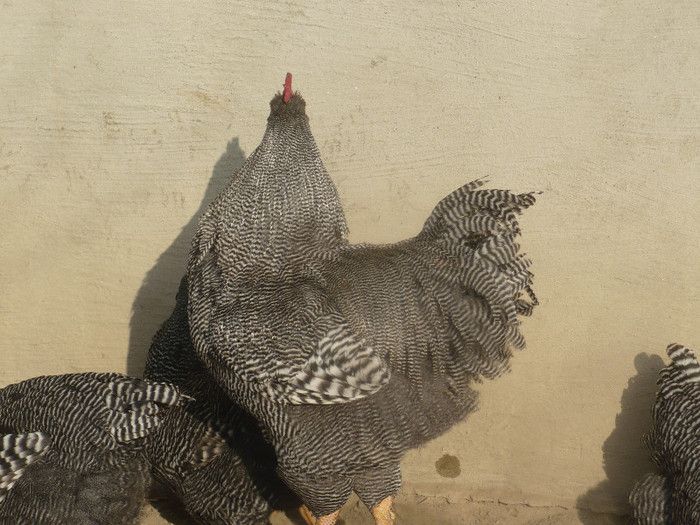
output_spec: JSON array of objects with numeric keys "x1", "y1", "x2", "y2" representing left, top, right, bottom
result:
[
  {"x1": 144, "y1": 276, "x2": 302, "y2": 524},
  {"x1": 629, "y1": 472, "x2": 672, "y2": 525},
  {"x1": 629, "y1": 343, "x2": 700, "y2": 524},
  {"x1": 186, "y1": 73, "x2": 537, "y2": 524},
  {"x1": 0, "y1": 372, "x2": 181, "y2": 524}
]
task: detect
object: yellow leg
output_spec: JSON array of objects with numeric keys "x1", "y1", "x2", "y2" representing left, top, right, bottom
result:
[
  {"x1": 371, "y1": 495, "x2": 396, "y2": 525},
  {"x1": 298, "y1": 505, "x2": 316, "y2": 525},
  {"x1": 315, "y1": 510, "x2": 340, "y2": 525}
]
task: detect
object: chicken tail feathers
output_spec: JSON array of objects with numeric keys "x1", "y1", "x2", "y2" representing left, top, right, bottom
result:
[
  {"x1": 420, "y1": 178, "x2": 538, "y2": 242},
  {"x1": 417, "y1": 179, "x2": 538, "y2": 371}
]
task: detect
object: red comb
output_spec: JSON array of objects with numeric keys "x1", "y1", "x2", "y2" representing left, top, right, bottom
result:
[{"x1": 283, "y1": 73, "x2": 293, "y2": 103}]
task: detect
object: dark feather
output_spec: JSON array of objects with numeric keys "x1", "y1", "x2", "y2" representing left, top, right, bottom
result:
[{"x1": 0, "y1": 373, "x2": 179, "y2": 524}]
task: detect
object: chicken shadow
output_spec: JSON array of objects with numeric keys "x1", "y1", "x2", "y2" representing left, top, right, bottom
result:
[
  {"x1": 576, "y1": 352, "x2": 665, "y2": 524},
  {"x1": 126, "y1": 137, "x2": 246, "y2": 377},
  {"x1": 147, "y1": 483, "x2": 193, "y2": 525}
]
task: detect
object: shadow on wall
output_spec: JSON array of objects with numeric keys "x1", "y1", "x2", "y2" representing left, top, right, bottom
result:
[
  {"x1": 576, "y1": 353, "x2": 665, "y2": 524},
  {"x1": 126, "y1": 138, "x2": 246, "y2": 377}
]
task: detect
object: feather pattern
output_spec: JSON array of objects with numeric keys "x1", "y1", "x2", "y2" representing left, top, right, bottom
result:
[
  {"x1": 629, "y1": 472, "x2": 673, "y2": 525},
  {"x1": 285, "y1": 316, "x2": 391, "y2": 404},
  {"x1": 0, "y1": 432, "x2": 49, "y2": 503},
  {"x1": 143, "y1": 276, "x2": 300, "y2": 524},
  {"x1": 630, "y1": 344, "x2": 700, "y2": 524},
  {"x1": 0, "y1": 373, "x2": 180, "y2": 523}
]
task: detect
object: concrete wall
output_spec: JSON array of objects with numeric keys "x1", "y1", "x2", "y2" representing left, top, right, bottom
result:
[{"x1": 1, "y1": 0, "x2": 698, "y2": 518}]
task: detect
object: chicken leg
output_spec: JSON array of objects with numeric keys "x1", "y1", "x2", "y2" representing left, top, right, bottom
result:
[
  {"x1": 297, "y1": 504, "x2": 319, "y2": 525},
  {"x1": 314, "y1": 510, "x2": 340, "y2": 525},
  {"x1": 371, "y1": 496, "x2": 396, "y2": 525}
]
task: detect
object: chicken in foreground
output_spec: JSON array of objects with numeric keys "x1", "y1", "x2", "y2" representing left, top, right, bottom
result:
[
  {"x1": 187, "y1": 74, "x2": 537, "y2": 524},
  {"x1": 630, "y1": 343, "x2": 700, "y2": 524},
  {"x1": 144, "y1": 276, "x2": 303, "y2": 524},
  {"x1": 0, "y1": 372, "x2": 181, "y2": 524}
]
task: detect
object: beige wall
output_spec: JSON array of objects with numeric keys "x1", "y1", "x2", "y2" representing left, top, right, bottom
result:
[{"x1": 1, "y1": 0, "x2": 698, "y2": 518}]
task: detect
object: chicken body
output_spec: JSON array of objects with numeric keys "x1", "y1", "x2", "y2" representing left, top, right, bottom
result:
[
  {"x1": 0, "y1": 372, "x2": 181, "y2": 524},
  {"x1": 187, "y1": 78, "x2": 537, "y2": 520},
  {"x1": 144, "y1": 277, "x2": 300, "y2": 524},
  {"x1": 630, "y1": 343, "x2": 700, "y2": 523}
]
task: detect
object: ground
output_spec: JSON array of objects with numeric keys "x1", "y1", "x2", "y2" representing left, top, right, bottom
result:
[{"x1": 141, "y1": 489, "x2": 627, "y2": 525}]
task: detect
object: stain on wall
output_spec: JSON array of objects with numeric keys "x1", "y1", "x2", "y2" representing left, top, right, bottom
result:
[{"x1": 435, "y1": 454, "x2": 461, "y2": 479}]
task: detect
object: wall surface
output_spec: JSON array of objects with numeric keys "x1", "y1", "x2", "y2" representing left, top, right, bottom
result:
[{"x1": 1, "y1": 0, "x2": 698, "y2": 520}]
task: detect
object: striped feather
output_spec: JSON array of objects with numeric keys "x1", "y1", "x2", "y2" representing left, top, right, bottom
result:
[
  {"x1": 632, "y1": 344, "x2": 700, "y2": 523},
  {"x1": 629, "y1": 472, "x2": 672, "y2": 525},
  {"x1": 0, "y1": 432, "x2": 50, "y2": 503},
  {"x1": 286, "y1": 317, "x2": 391, "y2": 404}
]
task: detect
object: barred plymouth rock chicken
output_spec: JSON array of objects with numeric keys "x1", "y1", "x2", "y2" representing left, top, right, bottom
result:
[
  {"x1": 0, "y1": 372, "x2": 181, "y2": 524},
  {"x1": 144, "y1": 276, "x2": 302, "y2": 524},
  {"x1": 630, "y1": 343, "x2": 700, "y2": 524},
  {"x1": 186, "y1": 74, "x2": 537, "y2": 524}
]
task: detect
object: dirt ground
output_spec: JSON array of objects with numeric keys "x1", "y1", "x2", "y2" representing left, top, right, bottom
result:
[{"x1": 141, "y1": 490, "x2": 627, "y2": 525}]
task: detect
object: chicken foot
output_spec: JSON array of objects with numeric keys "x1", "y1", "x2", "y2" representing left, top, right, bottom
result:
[{"x1": 371, "y1": 495, "x2": 396, "y2": 525}]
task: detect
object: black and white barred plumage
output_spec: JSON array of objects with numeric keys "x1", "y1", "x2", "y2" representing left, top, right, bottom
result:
[
  {"x1": 186, "y1": 77, "x2": 537, "y2": 518},
  {"x1": 144, "y1": 276, "x2": 300, "y2": 524},
  {"x1": 630, "y1": 344, "x2": 700, "y2": 524},
  {"x1": 0, "y1": 372, "x2": 181, "y2": 524},
  {"x1": 629, "y1": 472, "x2": 672, "y2": 525}
]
